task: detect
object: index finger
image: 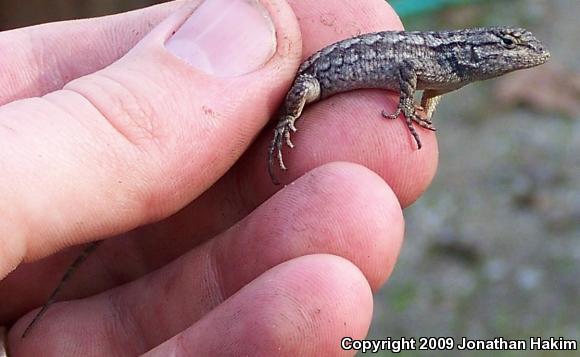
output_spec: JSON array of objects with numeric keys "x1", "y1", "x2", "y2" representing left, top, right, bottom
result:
[
  {"x1": 174, "y1": 0, "x2": 437, "y2": 241},
  {"x1": 261, "y1": 0, "x2": 438, "y2": 200}
]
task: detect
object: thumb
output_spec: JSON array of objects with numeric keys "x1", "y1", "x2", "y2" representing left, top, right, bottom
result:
[{"x1": 0, "y1": 0, "x2": 301, "y2": 276}]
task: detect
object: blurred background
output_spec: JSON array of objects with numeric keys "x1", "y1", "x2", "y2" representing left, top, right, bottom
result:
[
  {"x1": 372, "y1": 2, "x2": 579, "y2": 355},
  {"x1": 1, "y1": 0, "x2": 577, "y2": 354}
]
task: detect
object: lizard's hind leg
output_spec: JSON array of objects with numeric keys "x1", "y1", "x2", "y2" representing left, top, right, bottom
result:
[
  {"x1": 268, "y1": 74, "x2": 320, "y2": 184},
  {"x1": 21, "y1": 241, "x2": 103, "y2": 338}
]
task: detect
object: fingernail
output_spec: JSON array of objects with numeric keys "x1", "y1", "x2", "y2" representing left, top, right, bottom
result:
[{"x1": 166, "y1": 0, "x2": 276, "y2": 77}]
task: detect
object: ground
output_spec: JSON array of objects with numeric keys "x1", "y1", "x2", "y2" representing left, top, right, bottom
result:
[{"x1": 368, "y1": 0, "x2": 579, "y2": 354}]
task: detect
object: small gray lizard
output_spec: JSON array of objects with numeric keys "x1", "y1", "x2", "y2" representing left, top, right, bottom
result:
[
  {"x1": 268, "y1": 27, "x2": 550, "y2": 183},
  {"x1": 22, "y1": 26, "x2": 550, "y2": 339}
]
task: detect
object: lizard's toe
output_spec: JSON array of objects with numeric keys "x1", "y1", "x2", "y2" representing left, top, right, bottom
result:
[
  {"x1": 275, "y1": 130, "x2": 287, "y2": 170},
  {"x1": 284, "y1": 129, "x2": 294, "y2": 149},
  {"x1": 277, "y1": 148, "x2": 287, "y2": 171},
  {"x1": 411, "y1": 113, "x2": 436, "y2": 131},
  {"x1": 381, "y1": 108, "x2": 401, "y2": 120}
]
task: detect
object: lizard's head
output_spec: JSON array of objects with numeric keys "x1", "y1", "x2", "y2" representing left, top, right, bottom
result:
[{"x1": 462, "y1": 26, "x2": 550, "y2": 79}]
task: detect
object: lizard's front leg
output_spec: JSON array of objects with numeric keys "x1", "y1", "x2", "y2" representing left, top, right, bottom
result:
[
  {"x1": 268, "y1": 74, "x2": 320, "y2": 183},
  {"x1": 420, "y1": 89, "x2": 444, "y2": 121},
  {"x1": 382, "y1": 64, "x2": 436, "y2": 149}
]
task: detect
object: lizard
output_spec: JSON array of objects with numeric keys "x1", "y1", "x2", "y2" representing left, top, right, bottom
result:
[
  {"x1": 267, "y1": 27, "x2": 550, "y2": 184},
  {"x1": 21, "y1": 241, "x2": 102, "y2": 338},
  {"x1": 22, "y1": 26, "x2": 550, "y2": 338}
]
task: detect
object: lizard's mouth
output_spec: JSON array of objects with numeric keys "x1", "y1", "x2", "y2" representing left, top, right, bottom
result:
[
  {"x1": 534, "y1": 50, "x2": 551, "y2": 66},
  {"x1": 522, "y1": 49, "x2": 550, "y2": 68}
]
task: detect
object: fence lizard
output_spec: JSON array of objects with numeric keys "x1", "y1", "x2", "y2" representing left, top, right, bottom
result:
[
  {"x1": 268, "y1": 27, "x2": 550, "y2": 183},
  {"x1": 22, "y1": 26, "x2": 550, "y2": 339}
]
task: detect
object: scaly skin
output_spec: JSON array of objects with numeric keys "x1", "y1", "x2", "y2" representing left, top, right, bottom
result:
[{"x1": 268, "y1": 27, "x2": 550, "y2": 184}]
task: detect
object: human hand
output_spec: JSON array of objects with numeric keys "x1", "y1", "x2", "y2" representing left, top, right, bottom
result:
[{"x1": 0, "y1": 0, "x2": 437, "y2": 355}]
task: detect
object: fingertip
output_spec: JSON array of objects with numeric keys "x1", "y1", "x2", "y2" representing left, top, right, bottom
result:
[
  {"x1": 290, "y1": 162, "x2": 405, "y2": 288},
  {"x1": 222, "y1": 162, "x2": 405, "y2": 294},
  {"x1": 147, "y1": 254, "x2": 373, "y2": 357},
  {"x1": 165, "y1": 0, "x2": 276, "y2": 77},
  {"x1": 135, "y1": 0, "x2": 302, "y2": 79}
]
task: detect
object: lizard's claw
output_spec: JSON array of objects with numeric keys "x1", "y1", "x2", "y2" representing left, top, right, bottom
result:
[
  {"x1": 381, "y1": 108, "x2": 401, "y2": 120},
  {"x1": 268, "y1": 118, "x2": 297, "y2": 184},
  {"x1": 284, "y1": 130, "x2": 294, "y2": 148},
  {"x1": 411, "y1": 114, "x2": 437, "y2": 131},
  {"x1": 412, "y1": 106, "x2": 436, "y2": 129},
  {"x1": 405, "y1": 110, "x2": 436, "y2": 149},
  {"x1": 381, "y1": 105, "x2": 436, "y2": 150}
]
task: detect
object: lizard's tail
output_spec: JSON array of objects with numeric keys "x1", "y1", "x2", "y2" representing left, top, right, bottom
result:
[{"x1": 21, "y1": 241, "x2": 103, "y2": 338}]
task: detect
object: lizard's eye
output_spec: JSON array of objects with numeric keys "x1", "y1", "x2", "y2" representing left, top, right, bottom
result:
[{"x1": 501, "y1": 35, "x2": 517, "y2": 49}]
